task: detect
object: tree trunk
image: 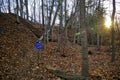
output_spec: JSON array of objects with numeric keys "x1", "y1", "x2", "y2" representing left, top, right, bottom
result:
[
  {"x1": 38, "y1": 0, "x2": 41, "y2": 24},
  {"x1": 16, "y1": 0, "x2": 20, "y2": 23},
  {"x1": 64, "y1": 0, "x2": 67, "y2": 43},
  {"x1": 8, "y1": 0, "x2": 11, "y2": 13},
  {"x1": 48, "y1": 0, "x2": 54, "y2": 42},
  {"x1": 51, "y1": 1, "x2": 61, "y2": 41},
  {"x1": 41, "y1": 0, "x2": 46, "y2": 49},
  {"x1": 79, "y1": 0, "x2": 89, "y2": 77},
  {"x1": 58, "y1": 0, "x2": 63, "y2": 52},
  {"x1": 46, "y1": 66, "x2": 86, "y2": 80},
  {"x1": 41, "y1": 0, "x2": 44, "y2": 30},
  {"x1": 0, "y1": 0, "x2": 3, "y2": 13},
  {"x1": 97, "y1": 33, "x2": 100, "y2": 49},
  {"x1": 20, "y1": 0, "x2": 23, "y2": 18},
  {"x1": 25, "y1": 0, "x2": 28, "y2": 20},
  {"x1": 111, "y1": 0, "x2": 116, "y2": 62},
  {"x1": 34, "y1": 0, "x2": 36, "y2": 22},
  {"x1": 46, "y1": 0, "x2": 49, "y2": 24},
  {"x1": 48, "y1": 0, "x2": 54, "y2": 26},
  {"x1": 100, "y1": 35, "x2": 103, "y2": 47},
  {"x1": 16, "y1": 0, "x2": 19, "y2": 15}
]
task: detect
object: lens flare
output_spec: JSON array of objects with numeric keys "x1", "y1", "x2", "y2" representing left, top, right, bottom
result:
[{"x1": 105, "y1": 16, "x2": 112, "y2": 28}]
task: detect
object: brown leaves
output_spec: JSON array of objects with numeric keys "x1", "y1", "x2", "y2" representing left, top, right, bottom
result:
[
  {"x1": 89, "y1": 52, "x2": 120, "y2": 80},
  {"x1": 0, "y1": 13, "x2": 39, "y2": 80},
  {"x1": 0, "y1": 13, "x2": 120, "y2": 80},
  {"x1": 43, "y1": 42, "x2": 120, "y2": 79}
]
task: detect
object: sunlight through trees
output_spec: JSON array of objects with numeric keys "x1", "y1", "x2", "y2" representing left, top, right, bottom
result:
[{"x1": 105, "y1": 16, "x2": 112, "y2": 28}]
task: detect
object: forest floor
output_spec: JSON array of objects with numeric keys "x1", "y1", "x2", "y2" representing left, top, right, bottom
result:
[{"x1": 0, "y1": 13, "x2": 120, "y2": 80}]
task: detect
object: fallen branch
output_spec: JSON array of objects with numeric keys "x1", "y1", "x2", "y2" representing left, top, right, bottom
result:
[{"x1": 46, "y1": 65, "x2": 87, "y2": 80}]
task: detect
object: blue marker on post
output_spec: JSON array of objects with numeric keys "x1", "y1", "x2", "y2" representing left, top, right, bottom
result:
[
  {"x1": 36, "y1": 41, "x2": 42, "y2": 49},
  {"x1": 35, "y1": 41, "x2": 42, "y2": 62}
]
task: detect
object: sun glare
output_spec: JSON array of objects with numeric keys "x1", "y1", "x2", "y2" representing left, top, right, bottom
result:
[{"x1": 105, "y1": 16, "x2": 112, "y2": 28}]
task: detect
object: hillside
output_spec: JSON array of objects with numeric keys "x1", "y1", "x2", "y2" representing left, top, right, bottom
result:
[
  {"x1": 0, "y1": 13, "x2": 38, "y2": 79},
  {"x1": 0, "y1": 13, "x2": 120, "y2": 80}
]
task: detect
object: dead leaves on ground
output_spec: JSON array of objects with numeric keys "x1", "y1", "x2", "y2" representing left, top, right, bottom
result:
[
  {"x1": 43, "y1": 43, "x2": 120, "y2": 80},
  {"x1": 0, "y1": 13, "x2": 120, "y2": 80}
]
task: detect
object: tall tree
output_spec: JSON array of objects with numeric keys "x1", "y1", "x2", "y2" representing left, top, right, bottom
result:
[
  {"x1": 16, "y1": 0, "x2": 20, "y2": 23},
  {"x1": 8, "y1": 0, "x2": 11, "y2": 13},
  {"x1": 51, "y1": 1, "x2": 61, "y2": 26},
  {"x1": 0, "y1": 0, "x2": 3, "y2": 13},
  {"x1": 38, "y1": 0, "x2": 41, "y2": 23},
  {"x1": 48, "y1": 0, "x2": 54, "y2": 27},
  {"x1": 96, "y1": 0, "x2": 103, "y2": 49},
  {"x1": 50, "y1": 0, "x2": 61, "y2": 41},
  {"x1": 111, "y1": 0, "x2": 116, "y2": 62},
  {"x1": 42, "y1": 0, "x2": 45, "y2": 29},
  {"x1": 64, "y1": 0, "x2": 67, "y2": 43},
  {"x1": 58, "y1": 0, "x2": 63, "y2": 52},
  {"x1": 41, "y1": 0, "x2": 46, "y2": 49},
  {"x1": 25, "y1": 0, "x2": 28, "y2": 20},
  {"x1": 20, "y1": 0, "x2": 23, "y2": 17},
  {"x1": 79, "y1": 0, "x2": 89, "y2": 77},
  {"x1": 47, "y1": 0, "x2": 55, "y2": 42},
  {"x1": 33, "y1": 0, "x2": 36, "y2": 22},
  {"x1": 16, "y1": 0, "x2": 19, "y2": 15}
]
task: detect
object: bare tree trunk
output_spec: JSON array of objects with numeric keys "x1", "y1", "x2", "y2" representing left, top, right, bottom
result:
[
  {"x1": 100, "y1": 35, "x2": 103, "y2": 47},
  {"x1": 0, "y1": 0, "x2": 3, "y2": 13},
  {"x1": 34, "y1": 0, "x2": 36, "y2": 22},
  {"x1": 25, "y1": 0, "x2": 28, "y2": 20},
  {"x1": 48, "y1": 0, "x2": 54, "y2": 26},
  {"x1": 42, "y1": 0, "x2": 46, "y2": 49},
  {"x1": 46, "y1": 0, "x2": 49, "y2": 42},
  {"x1": 79, "y1": 0, "x2": 89, "y2": 77},
  {"x1": 97, "y1": 34, "x2": 100, "y2": 48},
  {"x1": 41, "y1": 0, "x2": 44, "y2": 30},
  {"x1": 58, "y1": 0, "x2": 63, "y2": 52},
  {"x1": 46, "y1": 0, "x2": 54, "y2": 42},
  {"x1": 48, "y1": 0, "x2": 54, "y2": 40},
  {"x1": 111, "y1": 0, "x2": 116, "y2": 62},
  {"x1": 16, "y1": 0, "x2": 20, "y2": 23},
  {"x1": 51, "y1": 1, "x2": 61, "y2": 41},
  {"x1": 16, "y1": 0, "x2": 19, "y2": 15},
  {"x1": 20, "y1": 0, "x2": 23, "y2": 18},
  {"x1": 8, "y1": 0, "x2": 11, "y2": 13},
  {"x1": 38, "y1": 0, "x2": 41, "y2": 23},
  {"x1": 64, "y1": 0, "x2": 67, "y2": 43}
]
